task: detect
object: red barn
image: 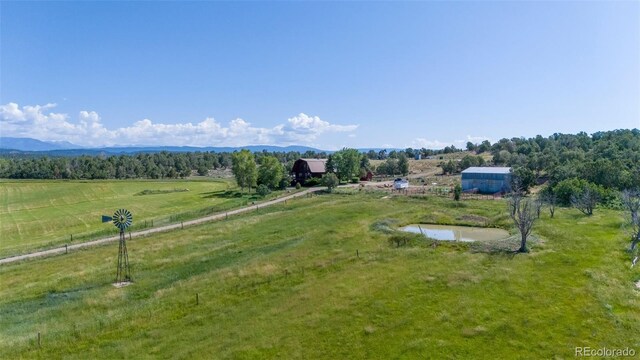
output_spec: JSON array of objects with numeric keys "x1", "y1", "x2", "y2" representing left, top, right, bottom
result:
[{"x1": 291, "y1": 158, "x2": 328, "y2": 185}]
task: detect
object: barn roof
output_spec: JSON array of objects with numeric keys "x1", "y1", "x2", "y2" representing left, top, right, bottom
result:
[
  {"x1": 299, "y1": 158, "x2": 328, "y2": 173},
  {"x1": 461, "y1": 167, "x2": 512, "y2": 174}
]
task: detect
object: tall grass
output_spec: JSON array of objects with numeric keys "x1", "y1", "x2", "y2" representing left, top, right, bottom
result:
[
  {"x1": 0, "y1": 179, "x2": 291, "y2": 258},
  {"x1": 0, "y1": 192, "x2": 638, "y2": 358}
]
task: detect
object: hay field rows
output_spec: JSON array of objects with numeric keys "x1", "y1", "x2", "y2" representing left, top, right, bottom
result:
[{"x1": 0, "y1": 179, "x2": 260, "y2": 258}]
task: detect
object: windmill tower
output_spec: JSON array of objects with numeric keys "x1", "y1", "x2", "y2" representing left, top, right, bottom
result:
[{"x1": 104, "y1": 209, "x2": 133, "y2": 284}]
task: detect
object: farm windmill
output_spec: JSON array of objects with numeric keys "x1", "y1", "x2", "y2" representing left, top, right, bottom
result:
[{"x1": 103, "y1": 209, "x2": 133, "y2": 283}]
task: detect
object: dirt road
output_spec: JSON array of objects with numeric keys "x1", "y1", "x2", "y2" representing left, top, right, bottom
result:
[{"x1": 0, "y1": 187, "x2": 328, "y2": 265}]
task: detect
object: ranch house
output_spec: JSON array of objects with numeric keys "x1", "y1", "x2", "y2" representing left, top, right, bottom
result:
[
  {"x1": 461, "y1": 167, "x2": 512, "y2": 194},
  {"x1": 291, "y1": 158, "x2": 327, "y2": 185}
]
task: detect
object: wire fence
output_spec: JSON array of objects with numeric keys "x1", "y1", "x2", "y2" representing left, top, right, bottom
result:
[{"x1": 367, "y1": 185, "x2": 503, "y2": 200}]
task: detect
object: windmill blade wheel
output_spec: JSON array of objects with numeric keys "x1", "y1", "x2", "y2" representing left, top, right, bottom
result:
[{"x1": 113, "y1": 209, "x2": 133, "y2": 231}]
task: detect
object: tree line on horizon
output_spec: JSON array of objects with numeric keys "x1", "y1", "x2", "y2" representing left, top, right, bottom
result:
[
  {"x1": 0, "y1": 129, "x2": 638, "y2": 191},
  {"x1": 0, "y1": 143, "x2": 457, "y2": 181}
]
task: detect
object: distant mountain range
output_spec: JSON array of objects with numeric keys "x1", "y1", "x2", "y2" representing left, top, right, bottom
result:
[
  {"x1": 0, "y1": 137, "x2": 408, "y2": 157},
  {"x1": 0, "y1": 137, "x2": 82, "y2": 151},
  {"x1": 0, "y1": 137, "x2": 329, "y2": 155}
]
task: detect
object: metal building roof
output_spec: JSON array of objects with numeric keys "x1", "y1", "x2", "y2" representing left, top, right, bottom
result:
[{"x1": 461, "y1": 167, "x2": 512, "y2": 174}]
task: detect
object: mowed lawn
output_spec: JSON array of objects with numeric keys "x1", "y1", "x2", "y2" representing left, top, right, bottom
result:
[
  {"x1": 0, "y1": 179, "x2": 242, "y2": 258},
  {"x1": 0, "y1": 191, "x2": 638, "y2": 358}
]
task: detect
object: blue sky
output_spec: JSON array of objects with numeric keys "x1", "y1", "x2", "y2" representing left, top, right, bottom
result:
[{"x1": 1, "y1": 1, "x2": 638, "y2": 150}]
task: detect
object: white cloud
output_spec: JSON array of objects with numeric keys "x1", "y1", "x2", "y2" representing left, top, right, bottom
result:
[
  {"x1": 411, "y1": 134, "x2": 493, "y2": 150},
  {"x1": 0, "y1": 102, "x2": 359, "y2": 148},
  {"x1": 462, "y1": 135, "x2": 493, "y2": 144},
  {"x1": 286, "y1": 113, "x2": 358, "y2": 134},
  {"x1": 411, "y1": 138, "x2": 452, "y2": 149},
  {"x1": 0, "y1": 102, "x2": 26, "y2": 121}
]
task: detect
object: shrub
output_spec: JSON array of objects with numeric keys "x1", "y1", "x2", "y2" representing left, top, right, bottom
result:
[
  {"x1": 256, "y1": 184, "x2": 271, "y2": 197},
  {"x1": 554, "y1": 178, "x2": 583, "y2": 206},
  {"x1": 388, "y1": 233, "x2": 423, "y2": 248},
  {"x1": 351, "y1": 177, "x2": 360, "y2": 184},
  {"x1": 370, "y1": 219, "x2": 397, "y2": 234},
  {"x1": 295, "y1": 182, "x2": 301, "y2": 190},
  {"x1": 322, "y1": 173, "x2": 340, "y2": 192},
  {"x1": 454, "y1": 183, "x2": 462, "y2": 201},
  {"x1": 554, "y1": 178, "x2": 604, "y2": 207},
  {"x1": 278, "y1": 178, "x2": 289, "y2": 190},
  {"x1": 304, "y1": 178, "x2": 321, "y2": 187}
]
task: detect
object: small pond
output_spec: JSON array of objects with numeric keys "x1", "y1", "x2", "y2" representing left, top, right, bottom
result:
[{"x1": 400, "y1": 224, "x2": 510, "y2": 242}]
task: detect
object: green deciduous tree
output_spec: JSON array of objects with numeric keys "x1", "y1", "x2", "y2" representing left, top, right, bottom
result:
[
  {"x1": 376, "y1": 158, "x2": 398, "y2": 176},
  {"x1": 257, "y1": 156, "x2": 284, "y2": 190},
  {"x1": 466, "y1": 142, "x2": 477, "y2": 152},
  {"x1": 398, "y1": 154, "x2": 409, "y2": 176},
  {"x1": 511, "y1": 166, "x2": 535, "y2": 193},
  {"x1": 441, "y1": 160, "x2": 456, "y2": 175},
  {"x1": 231, "y1": 150, "x2": 258, "y2": 193},
  {"x1": 459, "y1": 155, "x2": 485, "y2": 171},
  {"x1": 330, "y1": 148, "x2": 361, "y2": 181},
  {"x1": 553, "y1": 178, "x2": 584, "y2": 206},
  {"x1": 477, "y1": 140, "x2": 491, "y2": 153}
]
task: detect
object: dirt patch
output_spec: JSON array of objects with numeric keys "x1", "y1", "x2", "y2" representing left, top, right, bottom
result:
[
  {"x1": 207, "y1": 168, "x2": 234, "y2": 178},
  {"x1": 112, "y1": 281, "x2": 133, "y2": 288}
]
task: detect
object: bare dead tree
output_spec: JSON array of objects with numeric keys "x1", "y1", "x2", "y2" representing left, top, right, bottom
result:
[
  {"x1": 509, "y1": 191, "x2": 522, "y2": 218},
  {"x1": 621, "y1": 189, "x2": 640, "y2": 253},
  {"x1": 540, "y1": 190, "x2": 557, "y2": 218},
  {"x1": 534, "y1": 196, "x2": 544, "y2": 219},
  {"x1": 508, "y1": 177, "x2": 524, "y2": 218},
  {"x1": 508, "y1": 184, "x2": 537, "y2": 253},
  {"x1": 571, "y1": 186, "x2": 600, "y2": 216}
]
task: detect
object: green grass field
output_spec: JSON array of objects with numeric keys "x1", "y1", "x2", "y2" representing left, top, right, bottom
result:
[
  {"x1": 1, "y1": 190, "x2": 638, "y2": 358},
  {"x1": 0, "y1": 178, "x2": 283, "y2": 258}
]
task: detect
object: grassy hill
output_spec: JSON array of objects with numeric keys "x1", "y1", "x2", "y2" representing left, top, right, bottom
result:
[{"x1": 1, "y1": 190, "x2": 638, "y2": 358}]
